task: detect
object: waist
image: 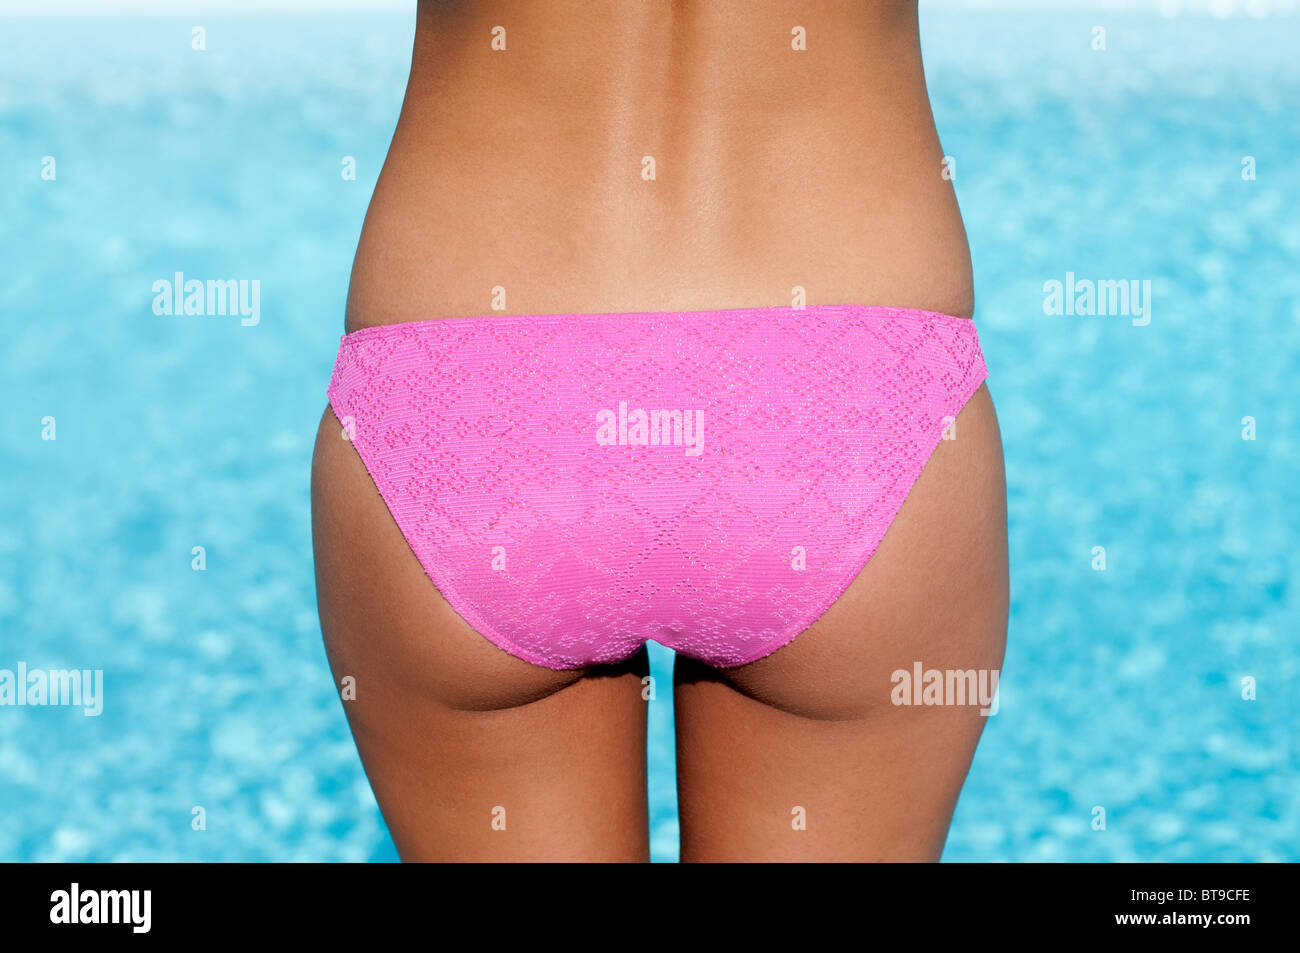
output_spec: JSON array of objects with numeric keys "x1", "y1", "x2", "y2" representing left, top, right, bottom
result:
[{"x1": 344, "y1": 0, "x2": 971, "y2": 331}]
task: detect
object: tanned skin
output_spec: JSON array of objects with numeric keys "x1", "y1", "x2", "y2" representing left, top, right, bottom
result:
[{"x1": 313, "y1": 0, "x2": 1007, "y2": 861}]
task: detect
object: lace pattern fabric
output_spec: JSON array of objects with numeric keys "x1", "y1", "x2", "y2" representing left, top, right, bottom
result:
[{"x1": 328, "y1": 305, "x2": 988, "y2": 669}]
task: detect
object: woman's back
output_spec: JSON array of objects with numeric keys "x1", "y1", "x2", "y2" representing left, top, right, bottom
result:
[{"x1": 344, "y1": 0, "x2": 973, "y2": 330}]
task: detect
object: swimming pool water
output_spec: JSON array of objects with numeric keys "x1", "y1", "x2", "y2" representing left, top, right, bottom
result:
[{"x1": 1, "y1": 8, "x2": 1296, "y2": 862}]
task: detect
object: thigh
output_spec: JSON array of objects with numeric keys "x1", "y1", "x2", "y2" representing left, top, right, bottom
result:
[
  {"x1": 311, "y1": 407, "x2": 649, "y2": 862},
  {"x1": 673, "y1": 383, "x2": 1008, "y2": 862}
]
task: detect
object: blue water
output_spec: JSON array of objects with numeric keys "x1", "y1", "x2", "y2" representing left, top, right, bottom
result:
[{"x1": 1, "y1": 9, "x2": 1297, "y2": 862}]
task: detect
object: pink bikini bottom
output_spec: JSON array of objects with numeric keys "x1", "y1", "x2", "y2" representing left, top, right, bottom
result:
[{"x1": 327, "y1": 305, "x2": 988, "y2": 670}]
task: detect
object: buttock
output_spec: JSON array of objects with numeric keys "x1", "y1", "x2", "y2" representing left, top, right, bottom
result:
[{"x1": 326, "y1": 305, "x2": 988, "y2": 670}]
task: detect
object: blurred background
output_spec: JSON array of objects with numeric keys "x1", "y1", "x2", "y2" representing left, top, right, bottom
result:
[{"x1": 1, "y1": 0, "x2": 1296, "y2": 861}]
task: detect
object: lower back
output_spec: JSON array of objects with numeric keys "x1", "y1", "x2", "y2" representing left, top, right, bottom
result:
[{"x1": 345, "y1": 0, "x2": 973, "y2": 331}]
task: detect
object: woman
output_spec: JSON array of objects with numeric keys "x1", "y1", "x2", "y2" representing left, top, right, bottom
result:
[{"x1": 312, "y1": 0, "x2": 1007, "y2": 862}]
